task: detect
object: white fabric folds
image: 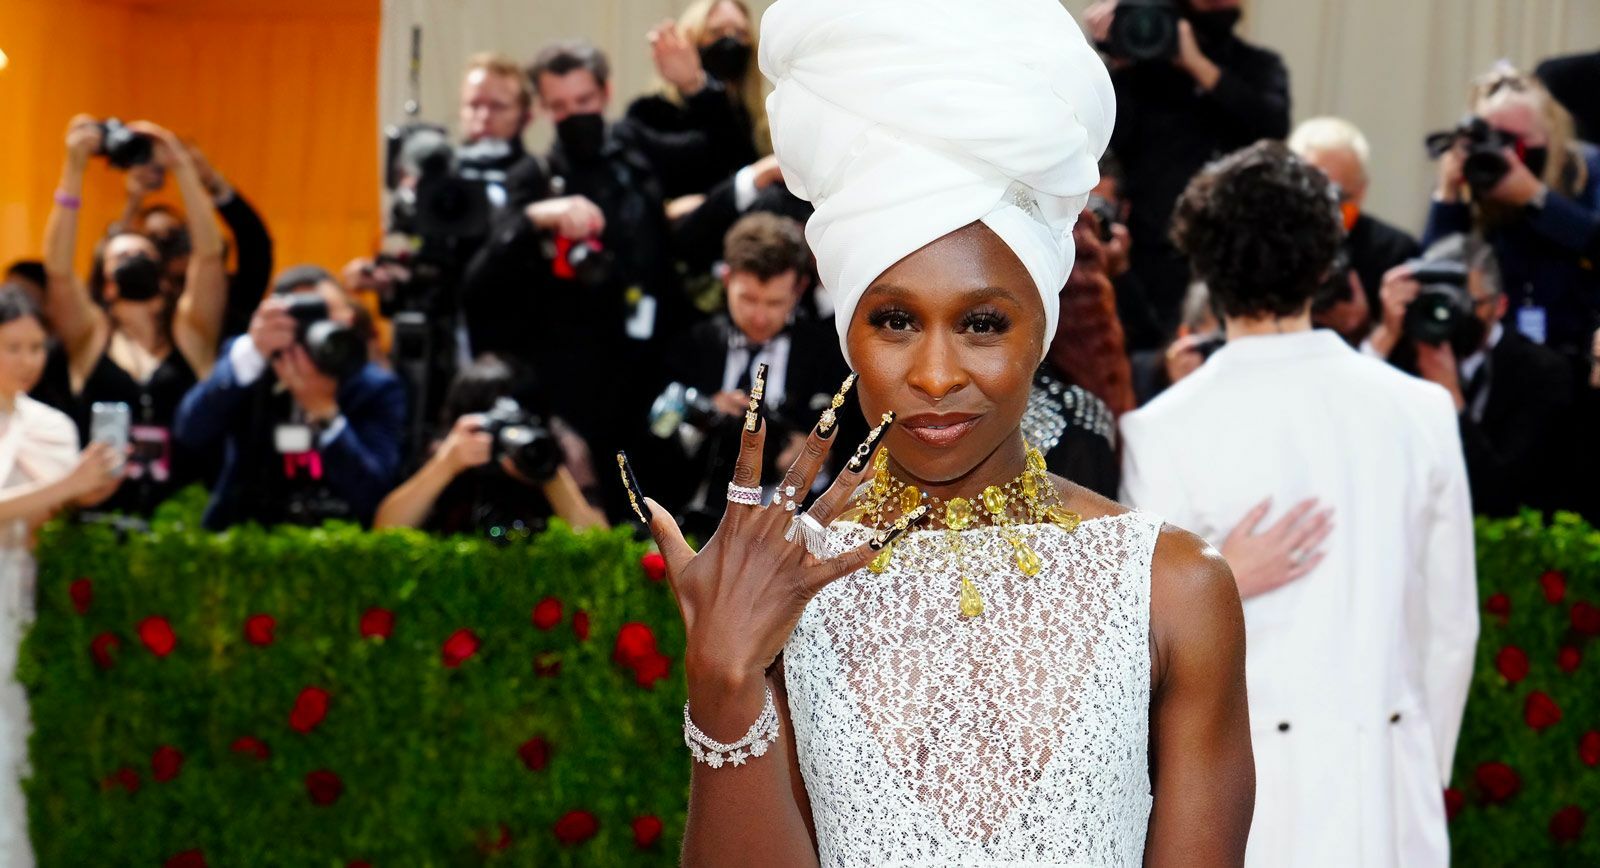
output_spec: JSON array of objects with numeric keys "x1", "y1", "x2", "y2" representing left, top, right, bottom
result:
[{"x1": 759, "y1": 0, "x2": 1116, "y2": 361}]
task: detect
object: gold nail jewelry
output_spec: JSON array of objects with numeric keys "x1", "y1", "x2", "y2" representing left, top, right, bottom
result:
[
  {"x1": 744, "y1": 362, "x2": 769, "y2": 433},
  {"x1": 817, "y1": 373, "x2": 857, "y2": 436},
  {"x1": 616, "y1": 451, "x2": 647, "y2": 522},
  {"x1": 846, "y1": 412, "x2": 895, "y2": 473}
]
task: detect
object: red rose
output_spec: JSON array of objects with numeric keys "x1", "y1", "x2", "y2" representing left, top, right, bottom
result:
[
  {"x1": 1475, "y1": 762, "x2": 1520, "y2": 803},
  {"x1": 70, "y1": 578, "x2": 93, "y2": 614},
  {"x1": 442, "y1": 629, "x2": 480, "y2": 668},
  {"x1": 632, "y1": 815, "x2": 663, "y2": 848},
  {"x1": 290, "y1": 686, "x2": 330, "y2": 733},
  {"x1": 1496, "y1": 646, "x2": 1529, "y2": 683},
  {"x1": 640, "y1": 552, "x2": 667, "y2": 582},
  {"x1": 518, "y1": 737, "x2": 550, "y2": 771},
  {"x1": 633, "y1": 652, "x2": 673, "y2": 689},
  {"x1": 1526, "y1": 691, "x2": 1562, "y2": 731},
  {"x1": 165, "y1": 851, "x2": 207, "y2": 868},
  {"x1": 533, "y1": 653, "x2": 562, "y2": 678},
  {"x1": 360, "y1": 607, "x2": 393, "y2": 639},
  {"x1": 1573, "y1": 601, "x2": 1600, "y2": 636},
  {"x1": 1559, "y1": 646, "x2": 1582, "y2": 674},
  {"x1": 139, "y1": 616, "x2": 177, "y2": 657},
  {"x1": 230, "y1": 736, "x2": 270, "y2": 760},
  {"x1": 103, "y1": 766, "x2": 139, "y2": 793},
  {"x1": 1485, "y1": 593, "x2": 1511, "y2": 618},
  {"x1": 553, "y1": 810, "x2": 599, "y2": 845},
  {"x1": 1541, "y1": 570, "x2": 1568, "y2": 604},
  {"x1": 572, "y1": 610, "x2": 590, "y2": 642},
  {"x1": 532, "y1": 597, "x2": 563, "y2": 631},
  {"x1": 1580, "y1": 731, "x2": 1600, "y2": 766},
  {"x1": 151, "y1": 745, "x2": 184, "y2": 782},
  {"x1": 1551, "y1": 805, "x2": 1586, "y2": 843},
  {"x1": 306, "y1": 769, "x2": 343, "y2": 805},
  {"x1": 244, "y1": 614, "x2": 276, "y2": 647},
  {"x1": 90, "y1": 633, "x2": 121, "y2": 669},
  {"x1": 476, "y1": 824, "x2": 512, "y2": 854},
  {"x1": 613, "y1": 622, "x2": 659, "y2": 669},
  {"x1": 1443, "y1": 788, "x2": 1465, "y2": 823}
]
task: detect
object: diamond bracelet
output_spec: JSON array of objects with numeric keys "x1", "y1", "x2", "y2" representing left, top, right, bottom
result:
[{"x1": 683, "y1": 685, "x2": 780, "y2": 769}]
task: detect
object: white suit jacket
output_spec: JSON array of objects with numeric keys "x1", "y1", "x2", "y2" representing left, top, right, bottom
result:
[{"x1": 1120, "y1": 330, "x2": 1478, "y2": 868}]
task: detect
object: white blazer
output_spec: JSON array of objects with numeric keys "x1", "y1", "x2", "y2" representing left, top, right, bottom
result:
[{"x1": 1120, "y1": 330, "x2": 1478, "y2": 868}]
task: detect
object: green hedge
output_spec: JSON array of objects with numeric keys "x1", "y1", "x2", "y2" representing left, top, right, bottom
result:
[
  {"x1": 22, "y1": 492, "x2": 686, "y2": 867},
  {"x1": 20, "y1": 498, "x2": 1600, "y2": 864}
]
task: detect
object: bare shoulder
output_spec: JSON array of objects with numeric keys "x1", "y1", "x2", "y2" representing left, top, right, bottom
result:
[
  {"x1": 1047, "y1": 475, "x2": 1129, "y2": 522},
  {"x1": 1149, "y1": 524, "x2": 1246, "y2": 686}
]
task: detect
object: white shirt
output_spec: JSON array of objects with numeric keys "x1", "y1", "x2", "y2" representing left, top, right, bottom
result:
[{"x1": 721, "y1": 331, "x2": 792, "y2": 410}]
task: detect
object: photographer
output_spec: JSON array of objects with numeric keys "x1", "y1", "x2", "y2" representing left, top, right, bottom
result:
[
  {"x1": 654, "y1": 213, "x2": 850, "y2": 534},
  {"x1": 1288, "y1": 117, "x2": 1420, "y2": 321},
  {"x1": 1368, "y1": 236, "x2": 1573, "y2": 517},
  {"x1": 44, "y1": 115, "x2": 228, "y2": 514},
  {"x1": 174, "y1": 266, "x2": 405, "y2": 530},
  {"x1": 456, "y1": 52, "x2": 546, "y2": 210},
  {"x1": 1423, "y1": 64, "x2": 1600, "y2": 356},
  {"x1": 1083, "y1": 0, "x2": 1290, "y2": 331},
  {"x1": 374, "y1": 355, "x2": 607, "y2": 536},
  {"x1": 1120, "y1": 141, "x2": 1476, "y2": 868}
]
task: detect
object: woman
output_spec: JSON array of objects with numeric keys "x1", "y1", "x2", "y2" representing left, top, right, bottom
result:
[
  {"x1": 622, "y1": 1, "x2": 1254, "y2": 864},
  {"x1": 44, "y1": 116, "x2": 227, "y2": 514},
  {"x1": 0, "y1": 285, "x2": 123, "y2": 867},
  {"x1": 629, "y1": 0, "x2": 771, "y2": 194},
  {"x1": 1424, "y1": 63, "x2": 1600, "y2": 356},
  {"x1": 375, "y1": 355, "x2": 606, "y2": 537}
]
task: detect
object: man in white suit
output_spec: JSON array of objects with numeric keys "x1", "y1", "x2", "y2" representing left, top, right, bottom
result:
[{"x1": 1121, "y1": 142, "x2": 1478, "y2": 867}]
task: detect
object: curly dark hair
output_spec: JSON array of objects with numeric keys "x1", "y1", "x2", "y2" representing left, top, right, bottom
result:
[{"x1": 1170, "y1": 140, "x2": 1342, "y2": 320}]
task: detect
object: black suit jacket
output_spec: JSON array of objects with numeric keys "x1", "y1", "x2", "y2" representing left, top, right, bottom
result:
[
  {"x1": 1347, "y1": 213, "x2": 1420, "y2": 319},
  {"x1": 1458, "y1": 329, "x2": 1573, "y2": 517}
]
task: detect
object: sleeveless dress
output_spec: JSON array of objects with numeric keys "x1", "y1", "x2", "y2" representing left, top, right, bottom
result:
[
  {"x1": 73, "y1": 346, "x2": 200, "y2": 515},
  {"x1": 784, "y1": 511, "x2": 1163, "y2": 867}
]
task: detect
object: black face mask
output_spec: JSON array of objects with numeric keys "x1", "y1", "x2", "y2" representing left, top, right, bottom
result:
[
  {"x1": 1522, "y1": 146, "x2": 1549, "y2": 178},
  {"x1": 1450, "y1": 312, "x2": 1490, "y2": 358},
  {"x1": 700, "y1": 37, "x2": 752, "y2": 83},
  {"x1": 555, "y1": 113, "x2": 607, "y2": 164},
  {"x1": 1187, "y1": 8, "x2": 1242, "y2": 45},
  {"x1": 111, "y1": 254, "x2": 163, "y2": 302}
]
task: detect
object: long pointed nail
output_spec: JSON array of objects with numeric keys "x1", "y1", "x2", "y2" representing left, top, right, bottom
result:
[
  {"x1": 846, "y1": 411, "x2": 895, "y2": 474},
  {"x1": 617, "y1": 451, "x2": 648, "y2": 523},
  {"x1": 870, "y1": 503, "x2": 929, "y2": 550},
  {"x1": 816, "y1": 372, "x2": 857, "y2": 438},
  {"x1": 744, "y1": 363, "x2": 769, "y2": 433}
]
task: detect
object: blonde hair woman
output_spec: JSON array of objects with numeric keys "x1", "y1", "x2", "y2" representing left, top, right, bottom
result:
[
  {"x1": 1423, "y1": 62, "x2": 1600, "y2": 355},
  {"x1": 628, "y1": 0, "x2": 772, "y2": 195}
]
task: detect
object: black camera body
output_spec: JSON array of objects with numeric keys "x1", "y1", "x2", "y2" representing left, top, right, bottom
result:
[
  {"x1": 98, "y1": 118, "x2": 153, "y2": 170},
  {"x1": 478, "y1": 398, "x2": 560, "y2": 482},
  {"x1": 1105, "y1": 0, "x2": 1180, "y2": 62},
  {"x1": 648, "y1": 382, "x2": 726, "y2": 439},
  {"x1": 384, "y1": 123, "x2": 492, "y2": 243},
  {"x1": 281, "y1": 295, "x2": 367, "y2": 380},
  {"x1": 1401, "y1": 259, "x2": 1475, "y2": 345},
  {"x1": 1426, "y1": 115, "x2": 1518, "y2": 196}
]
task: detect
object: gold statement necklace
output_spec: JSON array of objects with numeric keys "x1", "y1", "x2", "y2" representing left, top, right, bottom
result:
[{"x1": 845, "y1": 443, "x2": 1082, "y2": 618}]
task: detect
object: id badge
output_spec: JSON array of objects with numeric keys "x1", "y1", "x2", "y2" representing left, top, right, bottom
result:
[
  {"x1": 1516, "y1": 305, "x2": 1548, "y2": 345},
  {"x1": 626, "y1": 292, "x2": 658, "y2": 341},
  {"x1": 274, "y1": 424, "x2": 314, "y2": 455},
  {"x1": 129, "y1": 424, "x2": 172, "y2": 482}
]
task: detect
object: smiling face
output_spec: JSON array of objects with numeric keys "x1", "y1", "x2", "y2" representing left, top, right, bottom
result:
[{"x1": 847, "y1": 222, "x2": 1045, "y2": 491}]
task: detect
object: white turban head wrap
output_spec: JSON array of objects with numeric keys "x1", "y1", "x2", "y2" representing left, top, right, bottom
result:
[{"x1": 759, "y1": 0, "x2": 1116, "y2": 363}]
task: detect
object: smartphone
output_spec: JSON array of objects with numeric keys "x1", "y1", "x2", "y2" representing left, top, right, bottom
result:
[{"x1": 89, "y1": 402, "x2": 131, "y2": 471}]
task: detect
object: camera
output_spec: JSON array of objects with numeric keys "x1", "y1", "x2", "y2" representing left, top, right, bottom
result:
[
  {"x1": 281, "y1": 295, "x2": 368, "y2": 380},
  {"x1": 98, "y1": 118, "x2": 153, "y2": 170},
  {"x1": 648, "y1": 383, "x2": 725, "y2": 439},
  {"x1": 1400, "y1": 259, "x2": 1475, "y2": 345},
  {"x1": 1085, "y1": 194, "x2": 1119, "y2": 244},
  {"x1": 1426, "y1": 115, "x2": 1518, "y2": 195},
  {"x1": 385, "y1": 123, "x2": 492, "y2": 242},
  {"x1": 1103, "y1": 0, "x2": 1180, "y2": 62},
  {"x1": 556, "y1": 236, "x2": 616, "y2": 288},
  {"x1": 478, "y1": 398, "x2": 560, "y2": 482}
]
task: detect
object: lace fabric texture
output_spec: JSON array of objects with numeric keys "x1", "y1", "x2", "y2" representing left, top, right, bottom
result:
[{"x1": 784, "y1": 512, "x2": 1161, "y2": 867}]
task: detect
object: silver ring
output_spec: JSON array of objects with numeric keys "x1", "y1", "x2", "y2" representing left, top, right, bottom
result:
[
  {"x1": 726, "y1": 482, "x2": 763, "y2": 506},
  {"x1": 784, "y1": 512, "x2": 830, "y2": 559}
]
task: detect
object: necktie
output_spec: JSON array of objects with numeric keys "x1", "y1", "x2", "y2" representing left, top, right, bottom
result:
[{"x1": 735, "y1": 343, "x2": 766, "y2": 393}]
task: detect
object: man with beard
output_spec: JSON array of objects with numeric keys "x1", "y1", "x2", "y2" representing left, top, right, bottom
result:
[{"x1": 1083, "y1": 0, "x2": 1290, "y2": 333}]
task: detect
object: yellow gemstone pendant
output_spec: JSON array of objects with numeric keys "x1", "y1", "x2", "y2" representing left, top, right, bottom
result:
[
  {"x1": 981, "y1": 485, "x2": 1007, "y2": 516},
  {"x1": 1026, "y1": 447, "x2": 1047, "y2": 473},
  {"x1": 1022, "y1": 471, "x2": 1039, "y2": 499},
  {"x1": 868, "y1": 544, "x2": 894, "y2": 574},
  {"x1": 899, "y1": 485, "x2": 922, "y2": 514},
  {"x1": 958, "y1": 575, "x2": 985, "y2": 618},
  {"x1": 1013, "y1": 541, "x2": 1043, "y2": 577},
  {"x1": 945, "y1": 497, "x2": 975, "y2": 531},
  {"x1": 1047, "y1": 505, "x2": 1082, "y2": 533}
]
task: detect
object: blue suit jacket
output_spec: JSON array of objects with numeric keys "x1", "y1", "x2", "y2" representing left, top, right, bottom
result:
[{"x1": 175, "y1": 337, "x2": 407, "y2": 530}]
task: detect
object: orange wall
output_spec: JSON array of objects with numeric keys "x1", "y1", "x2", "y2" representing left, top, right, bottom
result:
[{"x1": 0, "y1": 0, "x2": 381, "y2": 280}]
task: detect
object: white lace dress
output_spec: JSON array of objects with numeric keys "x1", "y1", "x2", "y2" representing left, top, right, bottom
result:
[{"x1": 784, "y1": 511, "x2": 1163, "y2": 867}]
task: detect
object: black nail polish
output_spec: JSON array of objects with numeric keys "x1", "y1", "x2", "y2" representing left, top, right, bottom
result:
[
  {"x1": 744, "y1": 362, "x2": 769, "y2": 433},
  {"x1": 870, "y1": 503, "x2": 929, "y2": 550},
  {"x1": 616, "y1": 451, "x2": 648, "y2": 523},
  {"x1": 846, "y1": 411, "x2": 896, "y2": 473},
  {"x1": 815, "y1": 372, "x2": 857, "y2": 439}
]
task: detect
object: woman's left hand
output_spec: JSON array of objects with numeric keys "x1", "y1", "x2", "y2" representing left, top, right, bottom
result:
[
  {"x1": 648, "y1": 19, "x2": 706, "y2": 94},
  {"x1": 1220, "y1": 497, "x2": 1333, "y2": 599}
]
